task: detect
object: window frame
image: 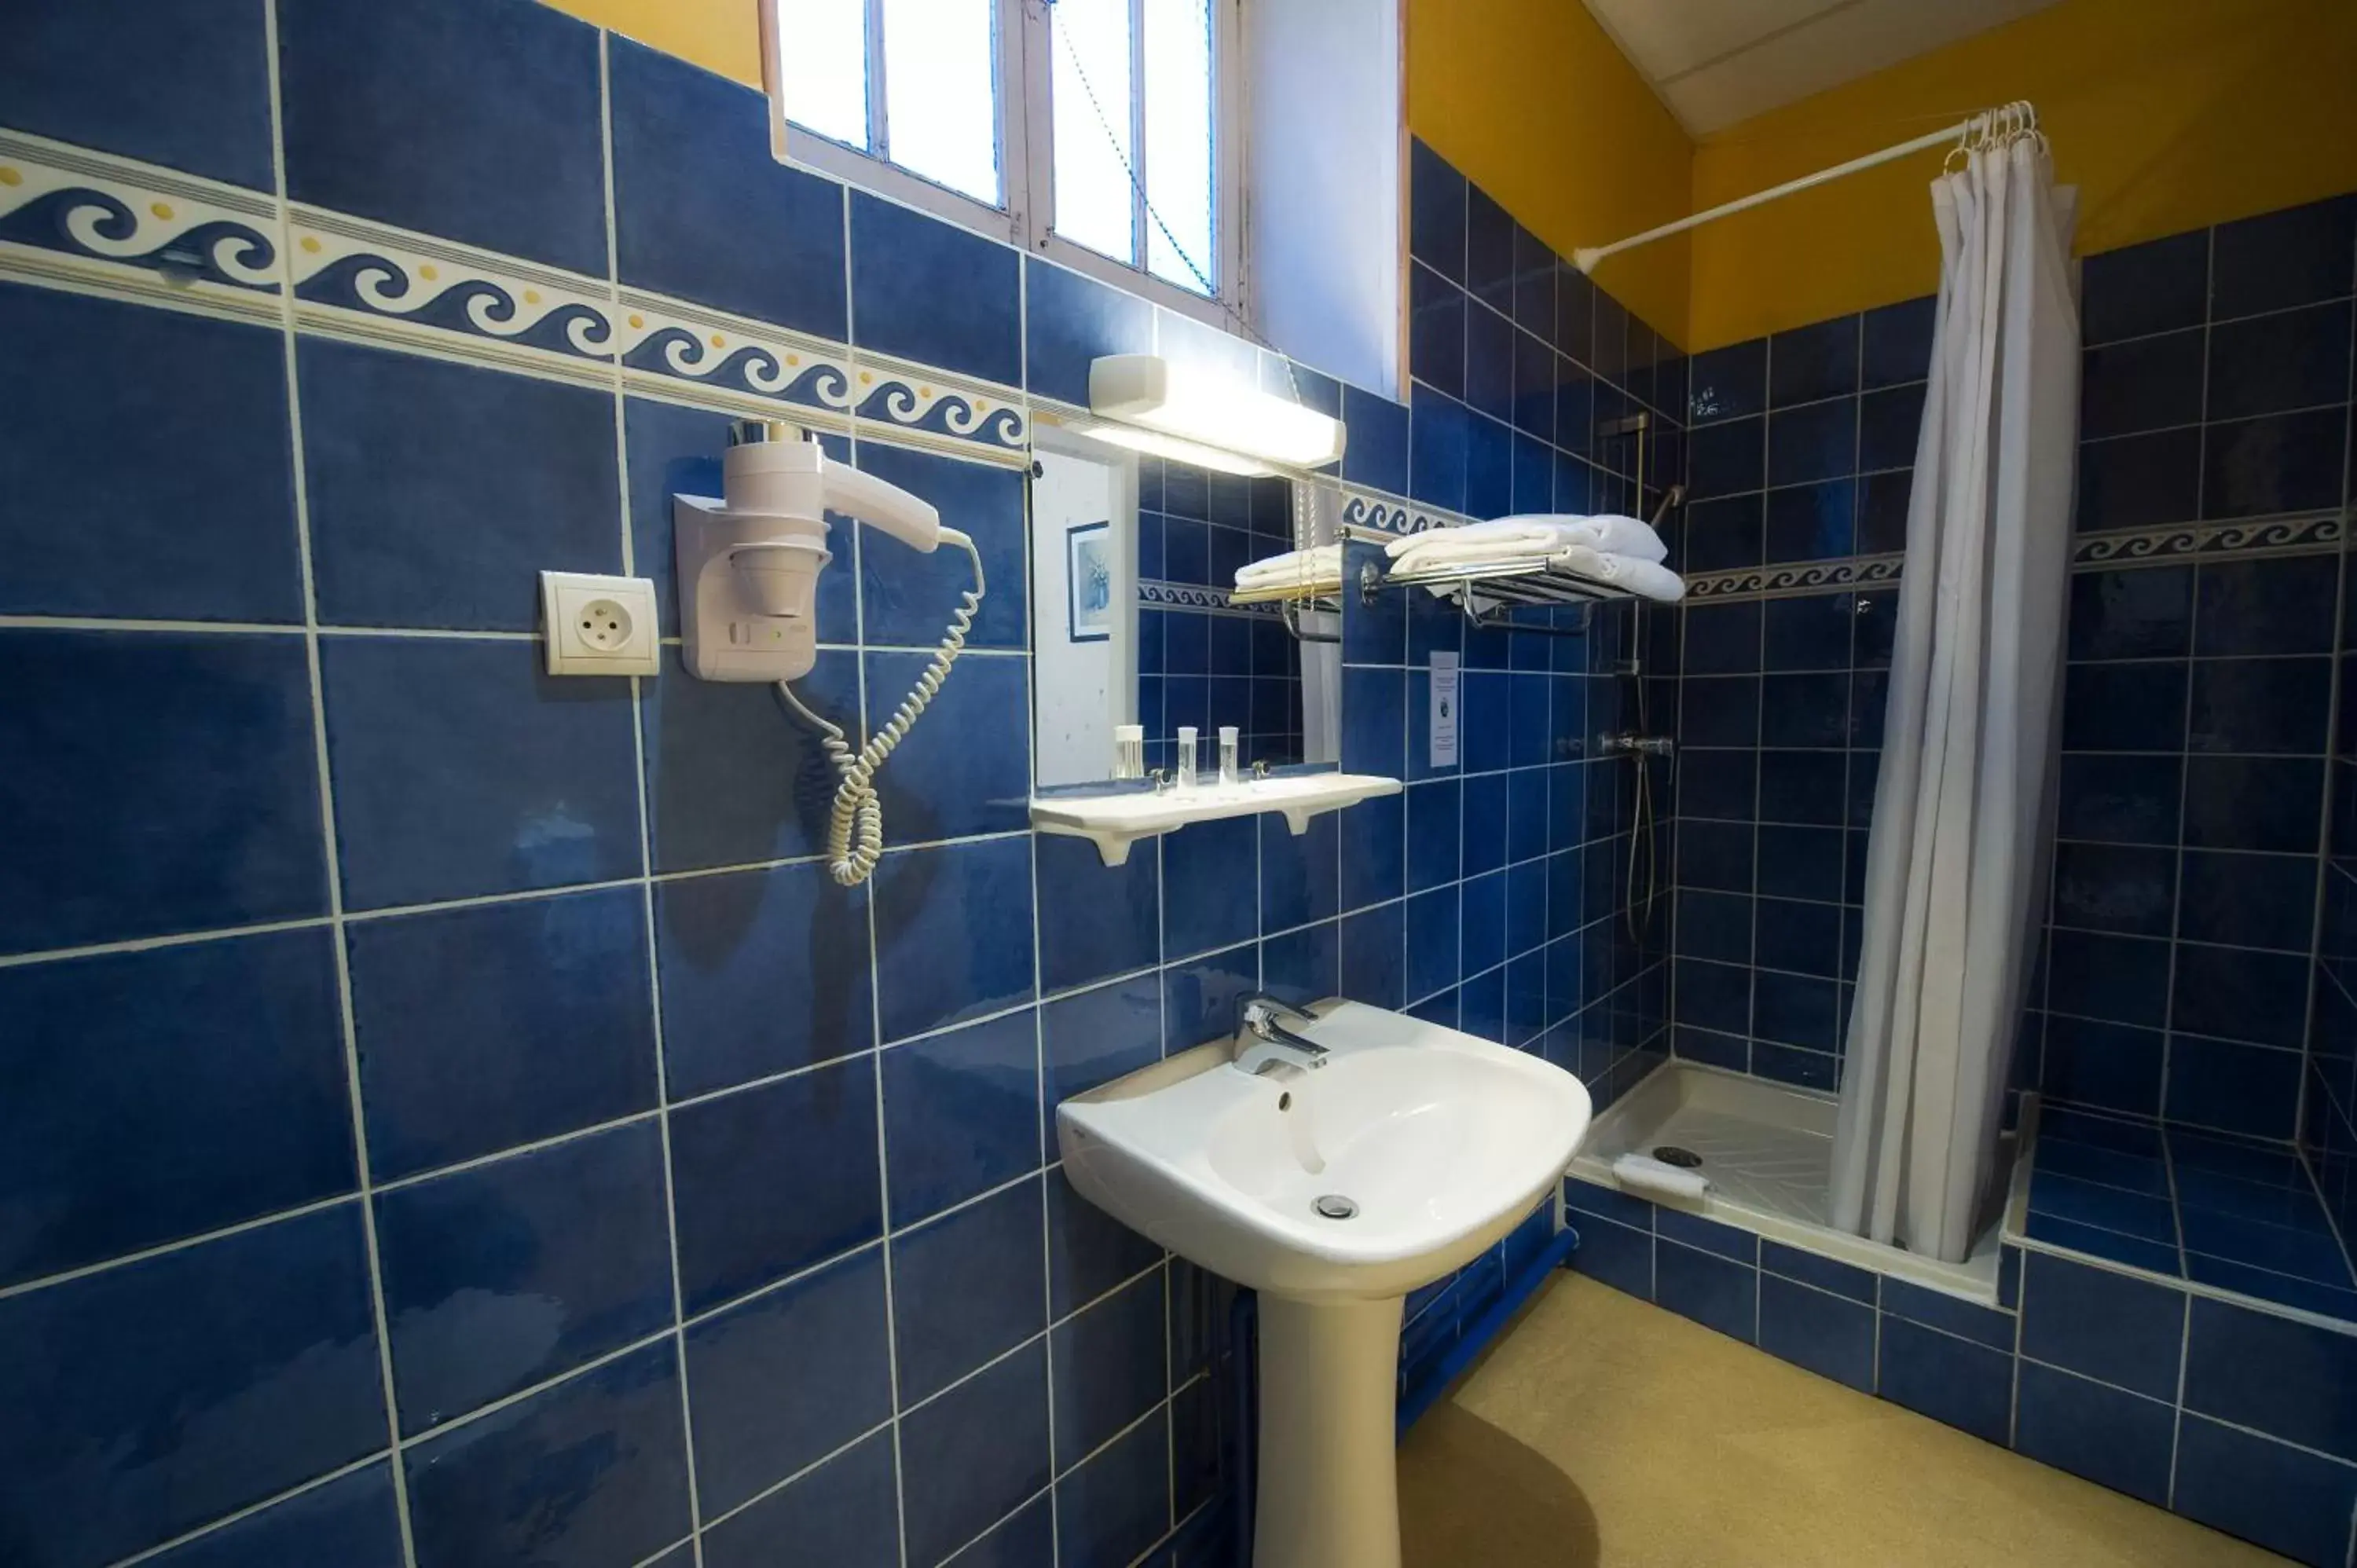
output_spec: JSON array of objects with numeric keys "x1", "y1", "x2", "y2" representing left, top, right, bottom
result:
[{"x1": 761, "y1": 0, "x2": 1248, "y2": 337}]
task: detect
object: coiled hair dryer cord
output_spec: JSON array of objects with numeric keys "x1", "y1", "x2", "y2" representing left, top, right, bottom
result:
[{"x1": 775, "y1": 527, "x2": 986, "y2": 887}]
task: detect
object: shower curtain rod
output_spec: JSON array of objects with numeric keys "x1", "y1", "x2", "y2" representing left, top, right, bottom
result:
[{"x1": 1570, "y1": 104, "x2": 2035, "y2": 274}]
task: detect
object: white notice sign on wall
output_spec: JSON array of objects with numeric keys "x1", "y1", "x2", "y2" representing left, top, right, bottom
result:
[{"x1": 1429, "y1": 651, "x2": 1459, "y2": 768}]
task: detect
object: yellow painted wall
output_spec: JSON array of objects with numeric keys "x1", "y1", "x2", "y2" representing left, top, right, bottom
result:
[
  {"x1": 1404, "y1": 0, "x2": 1695, "y2": 345},
  {"x1": 552, "y1": 0, "x2": 758, "y2": 85},
  {"x1": 1688, "y1": 0, "x2": 2357, "y2": 350}
]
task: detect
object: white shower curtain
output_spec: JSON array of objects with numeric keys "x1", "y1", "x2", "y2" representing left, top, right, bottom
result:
[{"x1": 1829, "y1": 133, "x2": 2080, "y2": 1262}]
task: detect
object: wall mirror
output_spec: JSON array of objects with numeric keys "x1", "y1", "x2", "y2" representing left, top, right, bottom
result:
[{"x1": 1026, "y1": 423, "x2": 1341, "y2": 789}]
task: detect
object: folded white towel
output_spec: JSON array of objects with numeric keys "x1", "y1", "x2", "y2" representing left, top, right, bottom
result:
[
  {"x1": 1386, "y1": 513, "x2": 1666, "y2": 566},
  {"x1": 1612, "y1": 1152, "x2": 1710, "y2": 1201},
  {"x1": 1233, "y1": 544, "x2": 1341, "y2": 588},
  {"x1": 1549, "y1": 545, "x2": 1686, "y2": 603}
]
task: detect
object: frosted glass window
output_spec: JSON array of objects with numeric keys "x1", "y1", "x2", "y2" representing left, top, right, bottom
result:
[
  {"x1": 882, "y1": 0, "x2": 1001, "y2": 206},
  {"x1": 1143, "y1": 0, "x2": 1215, "y2": 293},
  {"x1": 779, "y1": 0, "x2": 869, "y2": 150},
  {"x1": 1051, "y1": 0, "x2": 1135, "y2": 266}
]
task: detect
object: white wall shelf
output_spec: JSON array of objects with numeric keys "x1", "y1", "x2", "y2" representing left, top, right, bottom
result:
[{"x1": 1031, "y1": 772, "x2": 1403, "y2": 866}]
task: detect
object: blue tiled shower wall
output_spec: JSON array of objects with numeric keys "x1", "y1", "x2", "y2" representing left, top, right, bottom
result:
[
  {"x1": 0, "y1": 5, "x2": 1678, "y2": 1563},
  {"x1": 1667, "y1": 191, "x2": 2357, "y2": 1145},
  {"x1": 1567, "y1": 1183, "x2": 2357, "y2": 1566}
]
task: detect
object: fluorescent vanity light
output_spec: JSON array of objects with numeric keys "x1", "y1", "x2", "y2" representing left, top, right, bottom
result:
[
  {"x1": 1069, "y1": 417, "x2": 1276, "y2": 477},
  {"x1": 1089, "y1": 354, "x2": 1347, "y2": 472}
]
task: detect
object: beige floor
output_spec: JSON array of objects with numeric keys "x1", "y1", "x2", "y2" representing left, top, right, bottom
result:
[{"x1": 1397, "y1": 1273, "x2": 2289, "y2": 1568}]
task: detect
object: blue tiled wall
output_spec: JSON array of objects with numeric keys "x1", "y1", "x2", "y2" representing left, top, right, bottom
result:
[
  {"x1": 0, "y1": 11, "x2": 1673, "y2": 1566},
  {"x1": 1667, "y1": 193, "x2": 2357, "y2": 1134},
  {"x1": 1569, "y1": 1181, "x2": 2357, "y2": 1566}
]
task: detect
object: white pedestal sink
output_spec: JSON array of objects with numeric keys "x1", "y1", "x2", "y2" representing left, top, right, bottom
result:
[{"x1": 1055, "y1": 1001, "x2": 1593, "y2": 1568}]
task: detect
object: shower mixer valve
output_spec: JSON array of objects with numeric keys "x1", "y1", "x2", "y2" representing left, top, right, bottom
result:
[{"x1": 1601, "y1": 733, "x2": 1676, "y2": 757}]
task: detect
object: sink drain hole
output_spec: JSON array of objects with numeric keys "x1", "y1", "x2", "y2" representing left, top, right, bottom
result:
[
  {"x1": 1651, "y1": 1145, "x2": 1703, "y2": 1169},
  {"x1": 1313, "y1": 1194, "x2": 1358, "y2": 1220}
]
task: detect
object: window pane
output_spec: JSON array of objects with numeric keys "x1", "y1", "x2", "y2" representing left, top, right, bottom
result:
[
  {"x1": 1052, "y1": 0, "x2": 1135, "y2": 266},
  {"x1": 882, "y1": 0, "x2": 1002, "y2": 205},
  {"x1": 1143, "y1": 0, "x2": 1215, "y2": 293},
  {"x1": 778, "y1": 0, "x2": 869, "y2": 149}
]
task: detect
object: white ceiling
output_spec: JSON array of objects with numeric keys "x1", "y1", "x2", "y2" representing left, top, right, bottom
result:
[{"x1": 1582, "y1": 0, "x2": 2068, "y2": 136}]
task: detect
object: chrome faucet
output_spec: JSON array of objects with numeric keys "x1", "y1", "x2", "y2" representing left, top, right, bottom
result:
[{"x1": 1233, "y1": 992, "x2": 1329, "y2": 1075}]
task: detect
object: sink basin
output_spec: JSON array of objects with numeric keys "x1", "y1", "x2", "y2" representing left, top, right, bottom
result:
[
  {"x1": 1058, "y1": 1000, "x2": 1593, "y2": 1301},
  {"x1": 1055, "y1": 1000, "x2": 1592, "y2": 1568}
]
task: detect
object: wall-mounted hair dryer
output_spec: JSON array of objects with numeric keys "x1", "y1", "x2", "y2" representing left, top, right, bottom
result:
[{"x1": 674, "y1": 419, "x2": 984, "y2": 887}]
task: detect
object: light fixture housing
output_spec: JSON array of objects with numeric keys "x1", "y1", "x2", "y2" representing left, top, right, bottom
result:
[{"x1": 1088, "y1": 354, "x2": 1347, "y2": 473}]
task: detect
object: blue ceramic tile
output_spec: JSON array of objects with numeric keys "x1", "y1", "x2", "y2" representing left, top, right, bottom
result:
[
  {"x1": 2022, "y1": 1214, "x2": 2183, "y2": 1274},
  {"x1": 1679, "y1": 821, "x2": 1755, "y2": 897},
  {"x1": 851, "y1": 192, "x2": 1021, "y2": 383},
  {"x1": 2186, "y1": 757, "x2": 2324, "y2": 856},
  {"x1": 0, "y1": 931, "x2": 350, "y2": 1289},
  {"x1": 1765, "y1": 481, "x2": 1856, "y2": 564},
  {"x1": 1761, "y1": 672, "x2": 1850, "y2": 749},
  {"x1": 2051, "y1": 841, "x2": 2177, "y2": 938},
  {"x1": 2183, "y1": 1255, "x2": 2357, "y2": 1321},
  {"x1": 1875, "y1": 1316, "x2": 2011, "y2": 1444},
  {"x1": 1682, "y1": 497, "x2": 1767, "y2": 577},
  {"x1": 2179, "y1": 848, "x2": 2319, "y2": 951},
  {"x1": 874, "y1": 836, "x2": 1038, "y2": 1042},
  {"x1": 301, "y1": 339, "x2": 619, "y2": 630},
  {"x1": 899, "y1": 1339, "x2": 1052, "y2": 1566},
  {"x1": 1043, "y1": 973, "x2": 1160, "y2": 1104},
  {"x1": 1406, "y1": 779, "x2": 1463, "y2": 893},
  {"x1": 1051, "y1": 1272, "x2": 1166, "y2": 1467},
  {"x1": 669, "y1": 1057, "x2": 883, "y2": 1313},
  {"x1": 1591, "y1": 294, "x2": 1629, "y2": 383},
  {"x1": 1406, "y1": 886, "x2": 1462, "y2": 1002},
  {"x1": 1340, "y1": 791, "x2": 1406, "y2": 910},
  {"x1": 1409, "y1": 262, "x2": 1468, "y2": 399},
  {"x1": 1466, "y1": 409, "x2": 1515, "y2": 519},
  {"x1": 2081, "y1": 328, "x2": 2204, "y2": 439},
  {"x1": 1756, "y1": 897, "x2": 1840, "y2": 978},
  {"x1": 0, "y1": 630, "x2": 326, "y2": 955},
  {"x1": 1655, "y1": 1239, "x2": 1756, "y2": 1343},
  {"x1": 1027, "y1": 256, "x2": 1156, "y2": 405},
  {"x1": 2055, "y1": 753, "x2": 2183, "y2": 846},
  {"x1": 1857, "y1": 383, "x2": 1925, "y2": 472},
  {"x1": 1164, "y1": 943, "x2": 1257, "y2": 1054},
  {"x1": 0, "y1": 1207, "x2": 385, "y2": 1567},
  {"x1": 1680, "y1": 752, "x2": 1758, "y2": 822},
  {"x1": 1407, "y1": 140, "x2": 1466, "y2": 283},
  {"x1": 1861, "y1": 295, "x2": 1937, "y2": 388},
  {"x1": 1753, "y1": 1042, "x2": 1837, "y2": 1091},
  {"x1": 2043, "y1": 1106, "x2": 2167, "y2": 1156},
  {"x1": 1464, "y1": 299, "x2": 1515, "y2": 423},
  {"x1": 1058, "y1": 1417, "x2": 1170, "y2": 1568},
  {"x1": 2201, "y1": 555, "x2": 2341, "y2": 657},
  {"x1": 2189, "y1": 656, "x2": 2332, "y2": 755},
  {"x1": 1675, "y1": 890, "x2": 1750, "y2": 964},
  {"x1": 610, "y1": 37, "x2": 847, "y2": 336},
  {"x1": 1565, "y1": 1179, "x2": 1654, "y2": 1230},
  {"x1": 2174, "y1": 943, "x2": 2311, "y2": 1048},
  {"x1": 2018, "y1": 1251, "x2": 2184, "y2": 1399},
  {"x1": 856, "y1": 441, "x2": 1028, "y2": 649},
  {"x1": 2205, "y1": 408, "x2": 2349, "y2": 519},
  {"x1": 1460, "y1": 868, "x2": 1507, "y2": 976},
  {"x1": 2081, "y1": 229, "x2": 2209, "y2": 345},
  {"x1": 893, "y1": 1178, "x2": 1046, "y2": 1403},
  {"x1": 2212, "y1": 195, "x2": 2357, "y2": 320},
  {"x1": 1505, "y1": 767, "x2": 1548, "y2": 863},
  {"x1": 2014, "y1": 1362, "x2": 2173, "y2": 1506},
  {"x1": 2174, "y1": 1415, "x2": 2357, "y2": 1568},
  {"x1": 702, "y1": 1428, "x2": 899, "y2": 1568},
  {"x1": 2177, "y1": 1162, "x2": 2336, "y2": 1233},
  {"x1": 683, "y1": 1247, "x2": 893, "y2": 1517},
  {"x1": 944, "y1": 1493, "x2": 1058, "y2": 1568},
  {"x1": 1880, "y1": 1279, "x2": 2014, "y2": 1350},
  {"x1": 376, "y1": 1123, "x2": 673, "y2": 1432},
  {"x1": 2182, "y1": 1203, "x2": 2352, "y2": 1284},
  {"x1": 2040, "y1": 1015, "x2": 2165, "y2": 1117},
  {"x1": 1512, "y1": 225, "x2": 1556, "y2": 339},
  {"x1": 5, "y1": 0, "x2": 271, "y2": 185},
  {"x1": 1341, "y1": 901, "x2": 1406, "y2": 1009},
  {"x1": 1755, "y1": 824, "x2": 1842, "y2": 904},
  {"x1": 324, "y1": 637, "x2": 638, "y2": 909},
  {"x1": 1571, "y1": 1214, "x2": 1653, "y2": 1298},
  {"x1": 1556, "y1": 265, "x2": 1596, "y2": 365},
  {"x1": 1688, "y1": 417, "x2": 1764, "y2": 499},
  {"x1": 1049, "y1": 1167, "x2": 1160, "y2": 1321},
  {"x1": 2079, "y1": 427, "x2": 2202, "y2": 531},
  {"x1": 1684, "y1": 600, "x2": 1763, "y2": 674},
  {"x1": 655, "y1": 863, "x2": 871, "y2": 1099},
  {"x1": 355, "y1": 887, "x2": 657, "y2": 1178},
  {"x1": 1036, "y1": 831, "x2": 1157, "y2": 995},
  {"x1": 2062, "y1": 661, "x2": 2188, "y2": 752},
  {"x1": 280, "y1": 0, "x2": 605, "y2": 274},
  {"x1": 1767, "y1": 399, "x2": 1857, "y2": 488},
  {"x1": 2210, "y1": 300, "x2": 2354, "y2": 421},
  {"x1": 148, "y1": 1463, "x2": 403, "y2": 1568},
  {"x1": 1465, "y1": 185, "x2": 1514, "y2": 313},
  {"x1": 405, "y1": 1339, "x2": 688, "y2": 1568},
  {"x1": 1761, "y1": 1242, "x2": 1875, "y2": 1303},
  {"x1": 1261, "y1": 920, "x2": 1339, "y2": 1009},
  {"x1": 867, "y1": 651, "x2": 1031, "y2": 843},
  {"x1": 2046, "y1": 929, "x2": 2171, "y2": 1029},
  {"x1": 1688, "y1": 339, "x2": 1766, "y2": 424},
  {"x1": 2185, "y1": 1295, "x2": 2357, "y2": 1460},
  {"x1": 1757, "y1": 751, "x2": 1846, "y2": 829},
  {"x1": 1409, "y1": 384, "x2": 1470, "y2": 513},
  {"x1": 1753, "y1": 969, "x2": 1838, "y2": 1050},
  {"x1": 640, "y1": 645, "x2": 858, "y2": 873},
  {"x1": 1513, "y1": 328, "x2": 1557, "y2": 440},
  {"x1": 2070, "y1": 566, "x2": 2194, "y2": 660},
  {"x1": 1164, "y1": 815, "x2": 1259, "y2": 958},
  {"x1": 0, "y1": 286, "x2": 299, "y2": 621},
  {"x1": 1342, "y1": 386, "x2": 1410, "y2": 496},
  {"x1": 1758, "y1": 1273, "x2": 1873, "y2": 1390},
  {"x1": 1769, "y1": 317, "x2": 1858, "y2": 407},
  {"x1": 884, "y1": 1009, "x2": 1041, "y2": 1227},
  {"x1": 1261, "y1": 811, "x2": 1340, "y2": 932},
  {"x1": 1655, "y1": 1209, "x2": 1757, "y2": 1264}
]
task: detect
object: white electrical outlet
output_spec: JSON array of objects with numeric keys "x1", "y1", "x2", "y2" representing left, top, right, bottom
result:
[{"x1": 541, "y1": 571, "x2": 661, "y2": 676}]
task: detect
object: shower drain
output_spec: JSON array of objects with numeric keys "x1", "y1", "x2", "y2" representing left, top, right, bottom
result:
[
  {"x1": 1651, "y1": 1145, "x2": 1704, "y2": 1169},
  {"x1": 1313, "y1": 1194, "x2": 1359, "y2": 1220}
]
